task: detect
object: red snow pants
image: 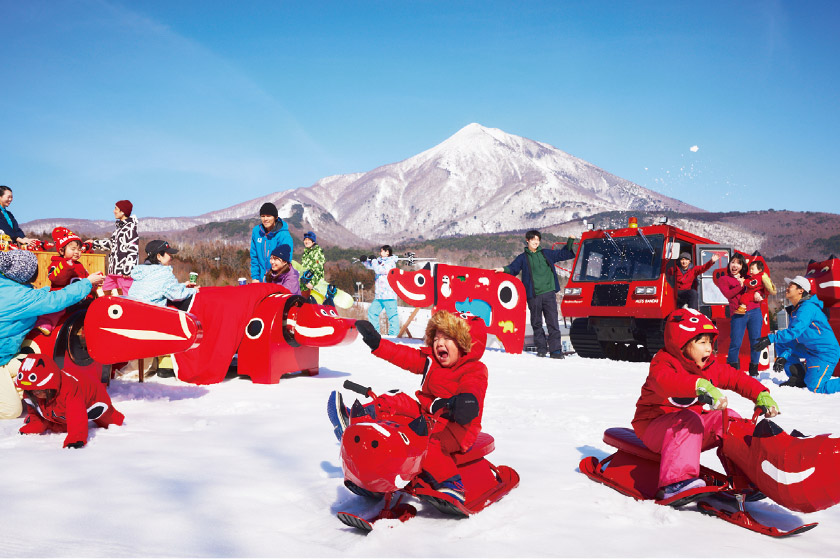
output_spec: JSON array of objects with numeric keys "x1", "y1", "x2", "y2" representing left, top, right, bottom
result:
[{"x1": 638, "y1": 408, "x2": 741, "y2": 488}]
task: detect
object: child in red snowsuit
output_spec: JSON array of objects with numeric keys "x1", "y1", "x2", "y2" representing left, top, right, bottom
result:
[
  {"x1": 35, "y1": 227, "x2": 94, "y2": 335},
  {"x1": 15, "y1": 353, "x2": 124, "y2": 448},
  {"x1": 631, "y1": 308, "x2": 778, "y2": 500},
  {"x1": 735, "y1": 260, "x2": 777, "y2": 314},
  {"x1": 329, "y1": 311, "x2": 487, "y2": 505}
]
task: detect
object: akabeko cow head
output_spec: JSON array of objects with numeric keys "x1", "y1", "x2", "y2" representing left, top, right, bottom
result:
[
  {"x1": 286, "y1": 303, "x2": 357, "y2": 347},
  {"x1": 15, "y1": 354, "x2": 61, "y2": 392},
  {"x1": 388, "y1": 266, "x2": 435, "y2": 307},
  {"x1": 723, "y1": 417, "x2": 840, "y2": 513},
  {"x1": 806, "y1": 256, "x2": 840, "y2": 307},
  {"x1": 340, "y1": 416, "x2": 430, "y2": 494},
  {"x1": 84, "y1": 297, "x2": 203, "y2": 363}
]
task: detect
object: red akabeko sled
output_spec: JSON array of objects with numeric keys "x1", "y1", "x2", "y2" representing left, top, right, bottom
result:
[
  {"x1": 21, "y1": 283, "x2": 358, "y2": 386},
  {"x1": 580, "y1": 406, "x2": 840, "y2": 537},
  {"x1": 335, "y1": 381, "x2": 519, "y2": 532}
]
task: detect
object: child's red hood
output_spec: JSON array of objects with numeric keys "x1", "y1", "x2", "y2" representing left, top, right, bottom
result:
[{"x1": 663, "y1": 308, "x2": 718, "y2": 374}]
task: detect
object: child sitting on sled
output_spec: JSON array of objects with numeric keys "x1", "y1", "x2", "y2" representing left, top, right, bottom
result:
[
  {"x1": 35, "y1": 227, "x2": 96, "y2": 335},
  {"x1": 328, "y1": 310, "x2": 487, "y2": 506},
  {"x1": 15, "y1": 353, "x2": 124, "y2": 448},
  {"x1": 734, "y1": 260, "x2": 776, "y2": 314},
  {"x1": 631, "y1": 308, "x2": 779, "y2": 500}
]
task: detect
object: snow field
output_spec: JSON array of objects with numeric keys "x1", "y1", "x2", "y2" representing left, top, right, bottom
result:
[{"x1": 2, "y1": 340, "x2": 840, "y2": 557}]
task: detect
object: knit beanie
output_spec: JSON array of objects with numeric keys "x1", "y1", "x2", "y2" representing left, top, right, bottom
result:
[
  {"x1": 270, "y1": 244, "x2": 291, "y2": 262},
  {"x1": 52, "y1": 227, "x2": 82, "y2": 252},
  {"x1": 303, "y1": 231, "x2": 317, "y2": 243},
  {"x1": 0, "y1": 250, "x2": 38, "y2": 283},
  {"x1": 259, "y1": 202, "x2": 278, "y2": 218},
  {"x1": 116, "y1": 200, "x2": 133, "y2": 216}
]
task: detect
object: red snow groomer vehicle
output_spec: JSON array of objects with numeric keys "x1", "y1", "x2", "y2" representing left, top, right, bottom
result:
[{"x1": 561, "y1": 216, "x2": 771, "y2": 368}]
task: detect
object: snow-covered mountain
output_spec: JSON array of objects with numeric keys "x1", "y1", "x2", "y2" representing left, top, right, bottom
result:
[
  {"x1": 24, "y1": 123, "x2": 702, "y2": 243},
  {"x1": 282, "y1": 123, "x2": 703, "y2": 242}
]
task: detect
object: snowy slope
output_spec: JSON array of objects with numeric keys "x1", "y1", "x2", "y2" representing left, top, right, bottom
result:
[{"x1": 3, "y1": 341, "x2": 839, "y2": 557}]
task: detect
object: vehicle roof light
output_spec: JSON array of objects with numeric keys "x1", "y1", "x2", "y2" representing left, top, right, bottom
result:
[{"x1": 629, "y1": 216, "x2": 638, "y2": 229}]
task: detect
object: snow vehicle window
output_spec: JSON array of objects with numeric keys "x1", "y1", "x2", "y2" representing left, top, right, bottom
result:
[
  {"x1": 698, "y1": 248, "x2": 730, "y2": 305},
  {"x1": 572, "y1": 234, "x2": 664, "y2": 282}
]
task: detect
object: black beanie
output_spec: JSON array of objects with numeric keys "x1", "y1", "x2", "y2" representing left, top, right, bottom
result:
[{"x1": 259, "y1": 202, "x2": 278, "y2": 218}]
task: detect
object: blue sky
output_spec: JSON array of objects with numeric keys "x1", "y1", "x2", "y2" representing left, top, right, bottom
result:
[{"x1": 2, "y1": 0, "x2": 838, "y2": 223}]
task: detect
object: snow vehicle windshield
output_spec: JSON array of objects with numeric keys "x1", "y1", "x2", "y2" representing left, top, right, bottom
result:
[{"x1": 572, "y1": 234, "x2": 664, "y2": 282}]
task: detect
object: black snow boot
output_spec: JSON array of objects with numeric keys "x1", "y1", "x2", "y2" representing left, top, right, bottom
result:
[
  {"x1": 748, "y1": 363, "x2": 759, "y2": 377},
  {"x1": 780, "y1": 363, "x2": 807, "y2": 388},
  {"x1": 727, "y1": 361, "x2": 740, "y2": 372}
]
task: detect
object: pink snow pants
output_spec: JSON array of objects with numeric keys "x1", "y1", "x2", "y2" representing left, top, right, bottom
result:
[{"x1": 639, "y1": 408, "x2": 741, "y2": 488}]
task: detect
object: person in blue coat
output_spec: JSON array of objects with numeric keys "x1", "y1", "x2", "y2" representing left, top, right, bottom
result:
[
  {"x1": 250, "y1": 202, "x2": 293, "y2": 283},
  {"x1": 494, "y1": 230, "x2": 576, "y2": 358},
  {"x1": 0, "y1": 250, "x2": 104, "y2": 419},
  {"x1": 754, "y1": 275, "x2": 840, "y2": 393}
]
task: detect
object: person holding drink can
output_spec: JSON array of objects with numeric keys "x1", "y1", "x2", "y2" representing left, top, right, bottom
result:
[{"x1": 128, "y1": 240, "x2": 197, "y2": 308}]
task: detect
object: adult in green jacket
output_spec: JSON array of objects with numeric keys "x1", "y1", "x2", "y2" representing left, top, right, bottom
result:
[{"x1": 495, "y1": 230, "x2": 575, "y2": 359}]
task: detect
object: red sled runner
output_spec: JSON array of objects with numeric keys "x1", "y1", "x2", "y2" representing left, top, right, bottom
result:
[
  {"x1": 335, "y1": 381, "x2": 520, "y2": 532},
  {"x1": 580, "y1": 405, "x2": 840, "y2": 537}
]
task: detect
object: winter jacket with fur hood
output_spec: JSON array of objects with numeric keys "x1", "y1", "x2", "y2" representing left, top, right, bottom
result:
[
  {"x1": 371, "y1": 313, "x2": 488, "y2": 452},
  {"x1": 632, "y1": 308, "x2": 766, "y2": 436}
]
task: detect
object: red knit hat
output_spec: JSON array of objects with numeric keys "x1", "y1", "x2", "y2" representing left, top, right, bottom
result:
[
  {"x1": 116, "y1": 199, "x2": 133, "y2": 216},
  {"x1": 51, "y1": 227, "x2": 82, "y2": 252}
]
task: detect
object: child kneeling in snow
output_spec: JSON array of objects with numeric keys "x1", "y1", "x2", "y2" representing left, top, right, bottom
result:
[
  {"x1": 328, "y1": 310, "x2": 487, "y2": 505},
  {"x1": 632, "y1": 308, "x2": 779, "y2": 500},
  {"x1": 15, "y1": 354, "x2": 124, "y2": 448}
]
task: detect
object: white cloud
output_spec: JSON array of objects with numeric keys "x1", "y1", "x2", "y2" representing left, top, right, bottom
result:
[{"x1": 690, "y1": 145, "x2": 699, "y2": 152}]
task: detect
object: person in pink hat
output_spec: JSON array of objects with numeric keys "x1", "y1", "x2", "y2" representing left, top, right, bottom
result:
[{"x1": 87, "y1": 200, "x2": 139, "y2": 295}]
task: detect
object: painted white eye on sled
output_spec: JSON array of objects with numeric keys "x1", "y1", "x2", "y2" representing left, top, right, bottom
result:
[
  {"x1": 414, "y1": 275, "x2": 426, "y2": 287},
  {"x1": 329, "y1": 309, "x2": 338, "y2": 317},
  {"x1": 16, "y1": 372, "x2": 23, "y2": 381},
  {"x1": 823, "y1": 266, "x2": 831, "y2": 273},
  {"x1": 108, "y1": 305, "x2": 123, "y2": 319},
  {"x1": 497, "y1": 280, "x2": 519, "y2": 310},
  {"x1": 28, "y1": 373, "x2": 38, "y2": 383},
  {"x1": 320, "y1": 309, "x2": 329, "y2": 317},
  {"x1": 688, "y1": 317, "x2": 700, "y2": 323}
]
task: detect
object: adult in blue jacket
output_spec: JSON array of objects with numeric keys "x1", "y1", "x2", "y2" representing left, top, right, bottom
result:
[
  {"x1": 494, "y1": 230, "x2": 575, "y2": 358},
  {"x1": 754, "y1": 275, "x2": 840, "y2": 393},
  {"x1": 0, "y1": 250, "x2": 105, "y2": 419},
  {"x1": 250, "y1": 202, "x2": 293, "y2": 283}
]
